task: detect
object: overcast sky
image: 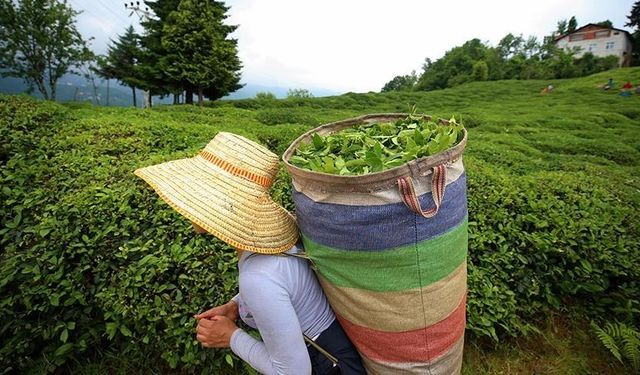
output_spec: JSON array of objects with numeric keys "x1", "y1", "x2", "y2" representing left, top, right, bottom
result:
[{"x1": 70, "y1": 0, "x2": 635, "y2": 93}]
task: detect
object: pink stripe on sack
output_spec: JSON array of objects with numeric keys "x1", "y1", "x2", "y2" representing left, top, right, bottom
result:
[{"x1": 336, "y1": 297, "x2": 466, "y2": 363}]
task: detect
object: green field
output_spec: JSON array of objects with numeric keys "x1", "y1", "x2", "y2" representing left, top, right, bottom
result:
[{"x1": 1, "y1": 68, "x2": 639, "y2": 374}]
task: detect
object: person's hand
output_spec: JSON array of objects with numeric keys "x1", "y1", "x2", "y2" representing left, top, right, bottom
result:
[
  {"x1": 193, "y1": 300, "x2": 239, "y2": 321},
  {"x1": 196, "y1": 315, "x2": 239, "y2": 348}
]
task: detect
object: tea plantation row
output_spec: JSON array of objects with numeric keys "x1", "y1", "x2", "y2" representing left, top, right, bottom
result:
[{"x1": 1, "y1": 68, "x2": 639, "y2": 373}]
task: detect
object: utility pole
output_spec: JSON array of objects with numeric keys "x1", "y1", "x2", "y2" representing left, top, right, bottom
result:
[{"x1": 124, "y1": 1, "x2": 152, "y2": 20}]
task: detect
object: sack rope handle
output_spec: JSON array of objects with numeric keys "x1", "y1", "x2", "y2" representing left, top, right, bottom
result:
[{"x1": 397, "y1": 164, "x2": 447, "y2": 218}]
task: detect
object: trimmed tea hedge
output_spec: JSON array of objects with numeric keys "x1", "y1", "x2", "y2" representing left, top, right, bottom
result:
[{"x1": 1, "y1": 74, "x2": 639, "y2": 373}]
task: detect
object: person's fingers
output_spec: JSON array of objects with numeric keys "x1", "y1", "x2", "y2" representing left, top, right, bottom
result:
[
  {"x1": 198, "y1": 318, "x2": 215, "y2": 328},
  {"x1": 194, "y1": 308, "x2": 217, "y2": 320},
  {"x1": 196, "y1": 333, "x2": 206, "y2": 342},
  {"x1": 193, "y1": 306, "x2": 222, "y2": 320}
]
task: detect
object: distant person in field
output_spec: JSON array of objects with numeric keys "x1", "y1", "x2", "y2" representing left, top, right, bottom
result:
[
  {"x1": 134, "y1": 132, "x2": 365, "y2": 375},
  {"x1": 603, "y1": 78, "x2": 615, "y2": 90},
  {"x1": 620, "y1": 81, "x2": 634, "y2": 97},
  {"x1": 636, "y1": 85, "x2": 640, "y2": 95},
  {"x1": 540, "y1": 84, "x2": 554, "y2": 94}
]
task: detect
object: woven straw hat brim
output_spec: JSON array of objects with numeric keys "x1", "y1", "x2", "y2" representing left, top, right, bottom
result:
[{"x1": 135, "y1": 155, "x2": 299, "y2": 254}]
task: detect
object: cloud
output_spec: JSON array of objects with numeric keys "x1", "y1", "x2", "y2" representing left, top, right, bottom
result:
[{"x1": 73, "y1": 0, "x2": 634, "y2": 92}]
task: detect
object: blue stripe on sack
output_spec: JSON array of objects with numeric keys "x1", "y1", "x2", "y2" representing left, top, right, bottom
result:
[{"x1": 293, "y1": 173, "x2": 467, "y2": 251}]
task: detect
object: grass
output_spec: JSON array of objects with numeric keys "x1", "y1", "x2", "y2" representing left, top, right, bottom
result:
[{"x1": 463, "y1": 316, "x2": 626, "y2": 375}]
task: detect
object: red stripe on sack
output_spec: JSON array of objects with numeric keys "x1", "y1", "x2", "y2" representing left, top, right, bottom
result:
[
  {"x1": 199, "y1": 150, "x2": 271, "y2": 187},
  {"x1": 336, "y1": 296, "x2": 466, "y2": 363}
]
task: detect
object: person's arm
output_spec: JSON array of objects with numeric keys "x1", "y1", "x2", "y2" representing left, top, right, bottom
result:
[{"x1": 230, "y1": 271, "x2": 311, "y2": 375}]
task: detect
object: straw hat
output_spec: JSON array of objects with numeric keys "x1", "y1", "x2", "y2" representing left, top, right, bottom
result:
[{"x1": 134, "y1": 132, "x2": 298, "y2": 254}]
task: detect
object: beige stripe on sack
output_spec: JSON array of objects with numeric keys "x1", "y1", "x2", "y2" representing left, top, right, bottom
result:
[
  {"x1": 318, "y1": 262, "x2": 467, "y2": 332},
  {"x1": 293, "y1": 159, "x2": 465, "y2": 206}
]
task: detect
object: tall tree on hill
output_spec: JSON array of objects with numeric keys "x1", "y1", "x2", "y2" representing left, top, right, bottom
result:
[
  {"x1": 161, "y1": 0, "x2": 242, "y2": 106},
  {"x1": 568, "y1": 16, "x2": 578, "y2": 33},
  {"x1": 95, "y1": 25, "x2": 143, "y2": 107},
  {"x1": 140, "y1": 0, "x2": 184, "y2": 103},
  {"x1": 556, "y1": 19, "x2": 568, "y2": 36},
  {"x1": 498, "y1": 33, "x2": 524, "y2": 59},
  {"x1": 381, "y1": 71, "x2": 417, "y2": 92},
  {"x1": 626, "y1": 1, "x2": 640, "y2": 66},
  {"x1": 0, "y1": 0, "x2": 93, "y2": 100},
  {"x1": 629, "y1": 1, "x2": 640, "y2": 30}
]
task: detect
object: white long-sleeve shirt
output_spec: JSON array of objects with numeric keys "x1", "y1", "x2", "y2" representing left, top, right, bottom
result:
[{"x1": 230, "y1": 245, "x2": 335, "y2": 375}]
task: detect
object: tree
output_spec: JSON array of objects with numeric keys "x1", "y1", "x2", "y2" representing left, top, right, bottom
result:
[
  {"x1": 498, "y1": 33, "x2": 524, "y2": 59},
  {"x1": 627, "y1": 1, "x2": 640, "y2": 65},
  {"x1": 95, "y1": 25, "x2": 143, "y2": 107},
  {"x1": 596, "y1": 20, "x2": 613, "y2": 28},
  {"x1": 140, "y1": 0, "x2": 183, "y2": 103},
  {"x1": 546, "y1": 48, "x2": 578, "y2": 78},
  {"x1": 556, "y1": 19, "x2": 568, "y2": 36},
  {"x1": 628, "y1": 1, "x2": 640, "y2": 30},
  {"x1": 255, "y1": 91, "x2": 276, "y2": 100},
  {"x1": 471, "y1": 61, "x2": 488, "y2": 81},
  {"x1": 161, "y1": 0, "x2": 242, "y2": 106},
  {"x1": 381, "y1": 71, "x2": 417, "y2": 92},
  {"x1": 416, "y1": 38, "x2": 490, "y2": 90},
  {"x1": 287, "y1": 89, "x2": 314, "y2": 98},
  {"x1": 568, "y1": 16, "x2": 578, "y2": 33},
  {"x1": 0, "y1": 0, "x2": 93, "y2": 100}
]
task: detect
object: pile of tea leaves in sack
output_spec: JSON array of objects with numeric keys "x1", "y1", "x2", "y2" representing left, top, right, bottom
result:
[{"x1": 289, "y1": 115, "x2": 464, "y2": 175}]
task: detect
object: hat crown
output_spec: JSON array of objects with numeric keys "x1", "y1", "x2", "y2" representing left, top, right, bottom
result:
[{"x1": 201, "y1": 132, "x2": 280, "y2": 188}]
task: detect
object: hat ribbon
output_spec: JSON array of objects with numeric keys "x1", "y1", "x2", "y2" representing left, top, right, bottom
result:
[{"x1": 199, "y1": 150, "x2": 272, "y2": 188}]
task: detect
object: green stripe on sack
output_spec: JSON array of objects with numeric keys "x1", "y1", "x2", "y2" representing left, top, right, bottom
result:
[{"x1": 302, "y1": 218, "x2": 468, "y2": 292}]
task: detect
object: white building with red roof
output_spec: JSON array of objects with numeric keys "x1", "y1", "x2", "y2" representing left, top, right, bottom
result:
[{"x1": 555, "y1": 23, "x2": 634, "y2": 67}]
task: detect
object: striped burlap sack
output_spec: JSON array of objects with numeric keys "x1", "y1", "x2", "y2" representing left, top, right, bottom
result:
[{"x1": 283, "y1": 114, "x2": 468, "y2": 375}]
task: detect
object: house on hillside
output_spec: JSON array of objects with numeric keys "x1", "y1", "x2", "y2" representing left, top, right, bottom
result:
[{"x1": 555, "y1": 24, "x2": 634, "y2": 67}]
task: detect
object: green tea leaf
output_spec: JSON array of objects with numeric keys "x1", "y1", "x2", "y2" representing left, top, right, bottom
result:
[
  {"x1": 60, "y1": 329, "x2": 68, "y2": 343},
  {"x1": 335, "y1": 156, "x2": 345, "y2": 170},
  {"x1": 312, "y1": 133, "x2": 324, "y2": 150},
  {"x1": 322, "y1": 156, "x2": 336, "y2": 173},
  {"x1": 54, "y1": 343, "x2": 73, "y2": 357},
  {"x1": 106, "y1": 322, "x2": 118, "y2": 340},
  {"x1": 290, "y1": 114, "x2": 464, "y2": 175},
  {"x1": 120, "y1": 325, "x2": 132, "y2": 337}
]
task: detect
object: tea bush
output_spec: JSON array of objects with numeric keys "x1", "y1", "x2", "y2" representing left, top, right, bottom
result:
[
  {"x1": 255, "y1": 108, "x2": 319, "y2": 126},
  {"x1": 0, "y1": 97, "x2": 270, "y2": 373},
  {"x1": 1, "y1": 67, "x2": 639, "y2": 372},
  {"x1": 465, "y1": 158, "x2": 640, "y2": 338}
]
